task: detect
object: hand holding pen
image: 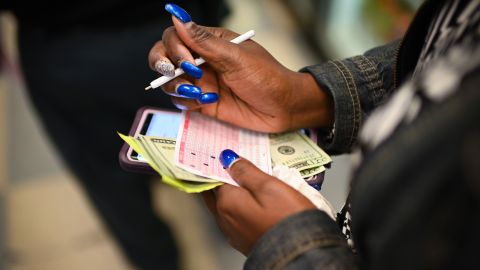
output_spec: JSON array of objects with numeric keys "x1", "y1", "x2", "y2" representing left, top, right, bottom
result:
[
  {"x1": 148, "y1": 3, "x2": 334, "y2": 133},
  {"x1": 146, "y1": 30, "x2": 255, "y2": 90},
  {"x1": 149, "y1": 2, "x2": 336, "y2": 256}
]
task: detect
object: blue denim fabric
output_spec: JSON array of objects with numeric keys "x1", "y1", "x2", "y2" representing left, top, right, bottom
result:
[
  {"x1": 245, "y1": 210, "x2": 356, "y2": 270},
  {"x1": 301, "y1": 41, "x2": 400, "y2": 154}
]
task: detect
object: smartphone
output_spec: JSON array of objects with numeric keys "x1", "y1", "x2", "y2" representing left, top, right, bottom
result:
[{"x1": 119, "y1": 107, "x2": 181, "y2": 174}]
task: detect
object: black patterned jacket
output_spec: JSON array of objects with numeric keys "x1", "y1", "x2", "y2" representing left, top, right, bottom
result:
[{"x1": 246, "y1": 0, "x2": 480, "y2": 269}]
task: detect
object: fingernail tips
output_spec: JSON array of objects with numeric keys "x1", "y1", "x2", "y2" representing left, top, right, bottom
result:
[
  {"x1": 219, "y1": 149, "x2": 239, "y2": 169},
  {"x1": 199, "y1": 92, "x2": 218, "y2": 104},
  {"x1": 177, "y1": 84, "x2": 202, "y2": 99},
  {"x1": 165, "y1": 3, "x2": 192, "y2": 23},
  {"x1": 180, "y1": 61, "x2": 203, "y2": 79},
  {"x1": 155, "y1": 60, "x2": 175, "y2": 77}
]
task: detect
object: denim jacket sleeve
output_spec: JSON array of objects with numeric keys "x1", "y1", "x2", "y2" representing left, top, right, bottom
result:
[
  {"x1": 301, "y1": 41, "x2": 400, "y2": 154},
  {"x1": 243, "y1": 43, "x2": 401, "y2": 269},
  {"x1": 245, "y1": 210, "x2": 357, "y2": 270}
]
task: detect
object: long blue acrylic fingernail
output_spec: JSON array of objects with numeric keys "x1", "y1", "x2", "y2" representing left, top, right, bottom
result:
[
  {"x1": 180, "y1": 61, "x2": 203, "y2": 79},
  {"x1": 177, "y1": 84, "x2": 202, "y2": 99},
  {"x1": 199, "y1": 92, "x2": 218, "y2": 104},
  {"x1": 219, "y1": 149, "x2": 239, "y2": 169},
  {"x1": 165, "y1": 3, "x2": 192, "y2": 23}
]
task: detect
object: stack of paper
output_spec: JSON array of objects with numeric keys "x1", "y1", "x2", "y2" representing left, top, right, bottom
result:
[{"x1": 120, "y1": 112, "x2": 331, "y2": 193}]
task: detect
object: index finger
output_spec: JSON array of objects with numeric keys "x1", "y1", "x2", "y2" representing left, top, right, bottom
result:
[{"x1": 148, "y1": 41, "x2": 176, "y2": 77}]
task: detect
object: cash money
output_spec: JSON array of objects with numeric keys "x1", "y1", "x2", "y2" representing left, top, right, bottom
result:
[
  {"x1": 269, "y1": 131, "x2": 331, "y2": 175},
  {"x1": 139, "y1": 136, "x2": 218, "y2": 183},
  {"x1": 300, "y1": 165, "x2": 326, "y2": 178},
  {"x1": 137, "y1": 136, "x2": 175, "y2": 178},
  {"x1": 119, "y1": 133, "x2": 222, "y2": 193}
]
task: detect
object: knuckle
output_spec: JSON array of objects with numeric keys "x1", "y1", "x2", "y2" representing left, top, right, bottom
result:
[
  {"x1": 257, "y1": 180, "x2": 276, "y2": 194},
  {"x1": 216, "y1": 44, "x2": 241, "y2": 74},
  {"x1": 189, "y1": 23, "x2": 213, "y2": 44},
  {"x1": 161, "y1": 80, "x2": 176, "y2": 93},
  {"x1": 162, "y1": 26, "x2": 176, "y2": 41},
  {"x1": 148, "y1": 41, "x2": 164, "y2": 65},
  {"x1": 229, "y1": 160, "x2": 251, "y2": 181},
  {"x1": 174, "y1": 55, "x2": 184, "y2": 65},
  {"x1": 256, "y1": 176, "x2": 284, "y2": 196}
]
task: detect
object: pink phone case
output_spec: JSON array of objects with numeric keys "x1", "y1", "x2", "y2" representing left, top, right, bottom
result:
[{"x1": 118, "y1": 106, "x2": 161, "y2": 175}]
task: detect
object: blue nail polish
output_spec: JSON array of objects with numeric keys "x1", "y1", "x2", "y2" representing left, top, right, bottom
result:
[
  {"x1": 219, "y1": 149, "x2": 239, "y2": 169},
  {"x1": 199, "y1": 92, "x2": 218, "y2": 104},
  {"x1": 165, "y1": 3, "x2": 192, "y2": 23},
  {"x1": 177, "y1": 84, "x2": 202, "y2": 99},
  {"x1": 180, "y1": 61, "x2": 203, "y2": 79}
]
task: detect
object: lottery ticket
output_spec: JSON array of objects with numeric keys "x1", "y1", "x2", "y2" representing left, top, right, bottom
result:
[{"x1": 175, "y1": 111, "x2": 271, "y2": 186}]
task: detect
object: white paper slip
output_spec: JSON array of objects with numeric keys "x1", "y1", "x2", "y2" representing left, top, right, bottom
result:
[{"x1": 175, "y1": 111, "x2": 271, "y2": 186}]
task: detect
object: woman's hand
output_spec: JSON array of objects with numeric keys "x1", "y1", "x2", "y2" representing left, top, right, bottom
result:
[
  {"x1": 148, "y1": 3, "x2": 333, "y2": 133},
  {"x1": 203, "y1": 149, "x2": 316, "y2": 255}
]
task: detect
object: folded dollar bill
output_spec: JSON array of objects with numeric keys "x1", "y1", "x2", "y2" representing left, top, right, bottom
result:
[
  {"x1": 270, "y1": 131, "x2": 331, "y2": 178},
  {"x1": 119, "y1": 133, "x2": 222, "y2": 193}
]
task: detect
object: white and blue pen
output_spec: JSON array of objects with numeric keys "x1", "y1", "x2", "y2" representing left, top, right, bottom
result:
[{"x1": 145, "y1": 30, "x2": 255, "y2": 90}]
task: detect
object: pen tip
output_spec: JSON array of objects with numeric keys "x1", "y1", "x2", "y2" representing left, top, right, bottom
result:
[{"x1": 145, "y1": 86, "x2": 152, "y2": 90}]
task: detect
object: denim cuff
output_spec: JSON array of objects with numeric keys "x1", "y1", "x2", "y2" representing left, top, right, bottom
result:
[
  {"x1": 245, "y1": 210, "x2": 348, "y2": 270},
  {"x1": 302, "y1": 60, "x2": 362, "y2": 154},
  {"x1": 301, "y1": 41, "x2": 399, "y2": 154}
]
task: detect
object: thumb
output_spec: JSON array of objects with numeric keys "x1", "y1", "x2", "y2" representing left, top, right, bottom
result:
[
  {"x1": 219, "y1": 149, "x2": 274, "y2": 193},
  {"x1": 174, "y1": 19, "x2": 242, "y2": 72},
  {"x1": 165, "y1": 4, "x2": 242, "y2": 72}
]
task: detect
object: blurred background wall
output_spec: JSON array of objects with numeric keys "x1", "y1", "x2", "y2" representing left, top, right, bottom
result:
[{"x1": 0, "y1": 0, "x2": 418, "y2": 269}]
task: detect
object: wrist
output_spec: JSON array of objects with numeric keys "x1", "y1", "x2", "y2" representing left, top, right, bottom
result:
[{"x1": 288, "y1": 72, "x2": 334, "y2": 130}]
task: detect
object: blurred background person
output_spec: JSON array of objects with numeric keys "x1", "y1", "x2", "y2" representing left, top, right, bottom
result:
[{"x1": 0, "y1": 0, "x2": 229, "y2": 269}]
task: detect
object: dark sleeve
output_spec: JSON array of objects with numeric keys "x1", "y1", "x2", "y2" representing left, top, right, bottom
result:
[
  {"x1": 245, "y1": 210, "x2": 357, "y2": 270},
  {"x1": 301, "y1": 41, "x2": 400, "y2": 154}
]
